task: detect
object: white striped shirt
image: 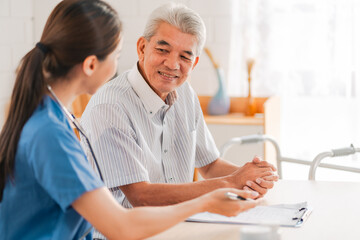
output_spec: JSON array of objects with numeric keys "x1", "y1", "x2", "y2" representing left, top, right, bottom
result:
[{"x1": 80, "y1": 63, "x2": 219, "y2": 210}]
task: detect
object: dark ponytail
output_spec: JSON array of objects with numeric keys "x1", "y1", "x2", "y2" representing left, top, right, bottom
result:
[{"x1": 0, "y1": 0, "x2": 122, "y2": 201}]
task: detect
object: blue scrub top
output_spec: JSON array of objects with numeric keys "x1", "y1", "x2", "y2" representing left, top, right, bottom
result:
[{"x1": 0, "y1": 96, "x2": 104, "y2": 239}]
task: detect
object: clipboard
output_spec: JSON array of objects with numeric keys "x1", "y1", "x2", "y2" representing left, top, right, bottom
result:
[{"x1": 187, "y1": 202, "x2": 312, "y2": 227}]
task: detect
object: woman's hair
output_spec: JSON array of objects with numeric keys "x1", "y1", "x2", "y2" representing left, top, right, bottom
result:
[
  {"x1": 0, "y1": 0, "x2": 122, "y2": 201},
  {"x1": 143, "y1": 3, "x2": 206, "y2": 56}
]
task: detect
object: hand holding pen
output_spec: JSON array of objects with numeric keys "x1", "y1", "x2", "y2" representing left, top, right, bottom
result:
[
  {"x1": 199, "y1": 189, "x2": 259, "y2": 217},
  {"x1": 225, "y1": 192, "x2": 250, "y2": 201}
]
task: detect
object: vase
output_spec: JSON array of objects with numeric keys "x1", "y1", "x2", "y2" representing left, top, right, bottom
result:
[{"x1": 207, "y1": 68, "x2": 230, "y2": 115}]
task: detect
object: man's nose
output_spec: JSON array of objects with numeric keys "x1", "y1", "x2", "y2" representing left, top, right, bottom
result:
[{"x1": 164, "y1": 54, "x2": 180, "y2": 70}]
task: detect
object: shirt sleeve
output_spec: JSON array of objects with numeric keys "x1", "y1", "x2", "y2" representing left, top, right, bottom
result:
[
  {"x1": 192, "y1": 90, "x2": 220, "y2": 168},
  {"x1": 81, "y1": 103, "x2": 150, "y2": 189},
  {"x1": 28, "y1": 123, "x2": 104, "y2": 212}
]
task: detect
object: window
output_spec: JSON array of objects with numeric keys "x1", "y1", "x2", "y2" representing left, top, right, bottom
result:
[{"x1": 228, "y1": 0, "x2": 360, "y2": 180}]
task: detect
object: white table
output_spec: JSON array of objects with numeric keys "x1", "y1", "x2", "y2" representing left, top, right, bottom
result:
[{"x1": 147, "y1": 180, "x2": 360, "y2": 240}]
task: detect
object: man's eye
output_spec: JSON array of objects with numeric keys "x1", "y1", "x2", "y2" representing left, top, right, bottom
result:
[
  {"x1": 156, "y1": 48, "x2": 167, "y2": 53},
  {"x1": 181, "y1": 56, "x2": 191, "y2": 61}
]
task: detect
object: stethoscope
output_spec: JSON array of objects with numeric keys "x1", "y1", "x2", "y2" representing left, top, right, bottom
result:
[{"x1": 47, "y1": 85, "x2": 104, "y2": 182}]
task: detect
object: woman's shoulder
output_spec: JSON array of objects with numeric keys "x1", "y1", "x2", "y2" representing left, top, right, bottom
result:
[{"x1": 21, "y1": 97, "x2": 74, "y2": 144}]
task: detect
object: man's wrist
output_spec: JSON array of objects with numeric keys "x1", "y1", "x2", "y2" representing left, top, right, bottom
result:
[{"x1": 222, "y1": 174, "x2": 237, "y2": 189}]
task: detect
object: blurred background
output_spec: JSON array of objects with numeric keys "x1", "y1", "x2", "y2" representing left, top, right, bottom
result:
[{"x1": 1, "y1": 0, "x2": 360, "y2": 181}]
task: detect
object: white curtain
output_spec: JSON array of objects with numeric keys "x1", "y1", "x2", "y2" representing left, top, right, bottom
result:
[{"x1": 228, "y1": 0, "x2": 360, "y2": 180}]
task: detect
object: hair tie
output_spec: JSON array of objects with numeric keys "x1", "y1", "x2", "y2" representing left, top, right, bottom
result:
[{"x1": 36, "y1": 42, "x2": 49, "y2": 54}]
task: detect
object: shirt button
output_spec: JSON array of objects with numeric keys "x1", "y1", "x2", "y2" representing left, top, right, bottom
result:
[
  {"x1": 149, "y1": 111, "x2": 153, "y2": 114},
  {"x1": 168, "y1": 177, "x2": 174, "y2": 181},
  {"x1": 164, "y1": 149, "x2": 168, "y2": 153}
]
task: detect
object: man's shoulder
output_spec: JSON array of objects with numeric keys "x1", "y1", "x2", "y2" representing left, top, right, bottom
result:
[
  {"x1": 81, "y1": 69, "x2": 140, "y2": 123},
  {"x1": 90, "y1": 70, "x2": 132, "y2": 105}
]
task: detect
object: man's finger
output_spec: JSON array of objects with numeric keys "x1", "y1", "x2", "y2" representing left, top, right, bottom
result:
[
  {"x1": 260, "y1": 170, "x2": 277, "y2": 178},
  {"x1": 255, "y1": 178, "x2": 275, "y2": 189},
  {"x1": 245, "y1": 181, "x2": 267, "y2": 196},
  {"x1": 262, "y1": 174, "x2": 279, "y2": 182},
  {"x1": 254, "y1": 160, "x2": 277, "y2": 171},
  {"x1": 251, "y1": 156, "x2": 262, "y2": 164}
]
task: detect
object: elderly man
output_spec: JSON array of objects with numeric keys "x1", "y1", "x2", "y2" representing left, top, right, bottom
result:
[{"x1": 81, "y1": 3, "x2": 278, "y2": 210}]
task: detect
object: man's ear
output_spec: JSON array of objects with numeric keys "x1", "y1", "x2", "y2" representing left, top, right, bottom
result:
[
  {"x1": 137, "y1": 37, "x2": 147, "y2": 62},
  {"x1": 192, "y1": 56, "x2": 199, "y2": 70},
  {"x1": 82, "y1": 55, "x2": 98, "y2": 76}
]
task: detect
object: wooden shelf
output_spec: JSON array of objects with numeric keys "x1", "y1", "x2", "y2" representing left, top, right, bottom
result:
[
  {"x1": 204, "y1": 113, "x2": 264, "y2": 125},
  {"x1": 198, "y1": 96, "x2": 268, "y2": 126}
]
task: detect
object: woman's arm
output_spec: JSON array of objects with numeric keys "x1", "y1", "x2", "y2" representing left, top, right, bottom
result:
[{"x1": 72, "y1": 186, "x2": 257, "y2": 240}]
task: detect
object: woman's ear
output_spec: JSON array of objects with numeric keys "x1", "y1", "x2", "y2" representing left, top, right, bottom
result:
[{"x1": 82, "y1": 55, "x2": 98, "y2": 76}]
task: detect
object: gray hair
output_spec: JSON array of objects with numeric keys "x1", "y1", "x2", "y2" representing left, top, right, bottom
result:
[{"x1": 143, "y1": 3, "x2": 206, "y2": 56}]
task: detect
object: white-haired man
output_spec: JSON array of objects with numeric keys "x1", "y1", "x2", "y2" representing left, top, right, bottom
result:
[{"x1": 81, "y1": 3, "x2": 278, "y2": 211}]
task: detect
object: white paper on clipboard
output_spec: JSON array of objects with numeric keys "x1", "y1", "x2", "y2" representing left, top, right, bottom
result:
[{"x1": 187, "y1": 202, "x2": 312, "y2": 227}]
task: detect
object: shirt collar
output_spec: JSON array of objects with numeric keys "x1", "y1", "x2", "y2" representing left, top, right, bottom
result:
[{"x1": 128, "y1": 63, "x2": 178, "y2": 117}]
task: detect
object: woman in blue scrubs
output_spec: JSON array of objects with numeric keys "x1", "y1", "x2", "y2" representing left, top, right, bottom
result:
[{"x1": 0, "y1": 0, "x2": 257, "y2": 239}]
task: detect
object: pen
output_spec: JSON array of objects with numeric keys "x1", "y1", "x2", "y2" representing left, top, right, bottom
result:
[{"x1": 225, "y1": 192, "x2": 248, "y2": 201}]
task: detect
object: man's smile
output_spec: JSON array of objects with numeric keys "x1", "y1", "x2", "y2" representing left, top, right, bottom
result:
[{"x1": 158, "y1": 71, "x2": 179, "y2": 80}]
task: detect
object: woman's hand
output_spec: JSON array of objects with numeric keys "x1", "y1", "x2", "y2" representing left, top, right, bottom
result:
[{"x1": 200, "y1": 188, "x2": 258, "y2": 217}]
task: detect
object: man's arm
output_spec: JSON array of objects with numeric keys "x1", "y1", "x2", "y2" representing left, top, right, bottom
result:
[
  {"x1": 120, "y1": 176, "x2": 233, "y2": 206},
  {"x1": 120, "y1": 156, "x2": 277, "y2": 206},
  {"x1": 198, "y1": 158, "x2": 239, "y2": 178}
]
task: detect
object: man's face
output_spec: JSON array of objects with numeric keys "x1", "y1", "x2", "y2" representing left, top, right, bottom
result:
[{"x1": 137, "y1": 22, "x2": 199, "y2": 100}]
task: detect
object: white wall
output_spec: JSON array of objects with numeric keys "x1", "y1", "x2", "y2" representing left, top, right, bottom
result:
[
  {"x1": 0, "y1": 0, "x2": 34, "y2": 127},
  {"x1": 0, "y1": 0, "x2": 233, "y2": 128}
]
